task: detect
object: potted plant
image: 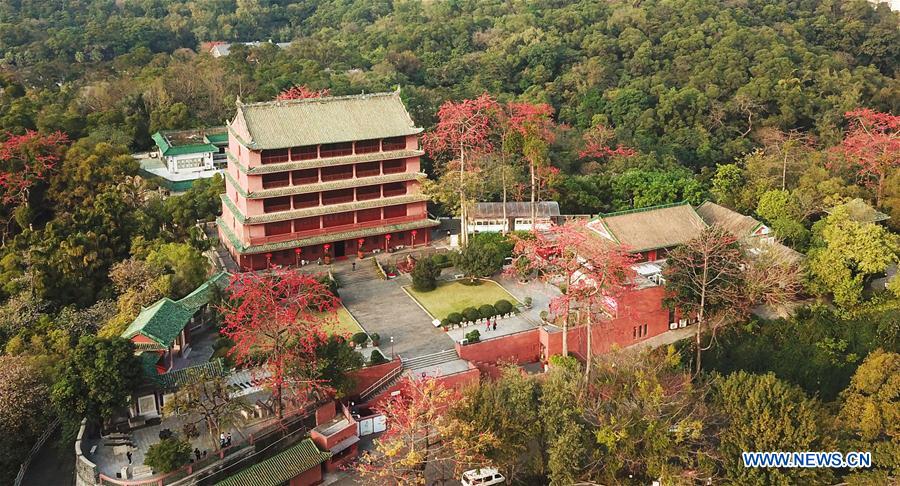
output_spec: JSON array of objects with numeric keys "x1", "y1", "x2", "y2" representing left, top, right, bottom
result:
[
  {"x1": 371, "y1": 333, "x2": 381, "y2": 346},
  {"x1": 524, "y1": 296, "x2": 533, "y2": 309},
  {"x1": 441, "y1": 319, "x2": 450, "y2": 332},
  {"x1": 352, "y1": 332, "x2": 369, "y2": 349},
  {"x1": 539, "y1": 310, "x2": 549, "y2": 323}
]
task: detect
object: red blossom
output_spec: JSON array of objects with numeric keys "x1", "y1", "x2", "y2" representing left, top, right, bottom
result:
[
  {"x1": 505, "y1": 102, "x2": 556, "y2": 143},
  {"x1": 579, "y1": 124, "x2": 636, "y2": 160},
  {"x1": 0, "y1": 130, "x2": 68, "y2": 207},
  {"x1": 219, "y1": 268, "x2": 339, "y2": 417},
  {"x1": 423, "y1": 93, "x2": 500, "y2": 162},
  {"x1": 832, "y1": 108, "x2": 899, "y2": 205},
  {"x1": 275, "y1": 85, "x2": 330, "y2": 101}
]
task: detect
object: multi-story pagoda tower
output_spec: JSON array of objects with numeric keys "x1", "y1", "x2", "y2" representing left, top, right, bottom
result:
[{"x1": 218, "y1": 90, "x2": 439, "y2": 271}]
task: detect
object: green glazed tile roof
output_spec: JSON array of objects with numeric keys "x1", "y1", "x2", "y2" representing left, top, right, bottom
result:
[
  {"x1": 205, "y1": 132, "x2": 229, "y2": 144},
  {"x1": 223, "y1": 169, "x2": 425, "y2": 199},
  {"x1": 152, "y1": 131, "x2": 219, "y2": 157},
  {"x1": 138, "y1": 351, "x2": 163, "y2": 379},
  {"x1": 217, "y1": 216, "x2": 440, "y2": 255},
  {"x1": 122, "y1": 298, "x2": 195, "y2": 347},
  {"x1": 221, "y1": 193, "x2": 430, "y2": 225},
  {"x1": 153, "y1": 359, "x2": 226, "y2": 388},
  {"x1": 216, "y1": 438, "x2": 331, "y2": 486},
  {"x1": 176, "y1": 271, "x2": 231, "y2": 312},
  {"x1": 226, "y1": 148, "x2": 424, "y2": 175},
  {"x1": 232, "y1": 90, "x2": 422, "y2": 150}
]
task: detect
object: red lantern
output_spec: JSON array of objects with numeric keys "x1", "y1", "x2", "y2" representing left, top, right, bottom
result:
[
  {"x1": 294, "y1": 248, "x2": 301, "y2": 254},
  {"x1": 357, "y1": 238, "x2": 365, "y2": 245},
  {"x1": 324, "y1": 243, "x2": 331, "y2": 251},
  {"x1": 265, "y1": 253, "x2": 273, "y2": 268},
  {"x1": 385, "y1": 234, "x2": 391, "y2": 240}
]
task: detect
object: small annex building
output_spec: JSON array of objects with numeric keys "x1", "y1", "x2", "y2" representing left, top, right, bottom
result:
[
  {"x1": 215, "y1": 438, "x2": 332, "y2": 486},
  {"x1": 138, "y1": 127, "x2": 228, "y2": 192},
  {"x1": 586, "y1": 202, "x2": 707, "y2": 261},
  {"x1": 468, "y1": 201, "x2": 561, "y2": 233}
]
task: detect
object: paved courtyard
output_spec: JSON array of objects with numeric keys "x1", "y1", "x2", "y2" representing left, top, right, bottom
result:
[{"x1": 335, "y1": 263, "x2": 456, "y2": 360}]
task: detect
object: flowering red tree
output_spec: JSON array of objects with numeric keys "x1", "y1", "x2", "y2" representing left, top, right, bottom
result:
[
  {"x1": 220, "y1": 269, "x2": 339, "y2": 418},
  {"x1": 578, "y1": 123, "x2": 636, "y2": 161},
  {"x1": 275, "y1": 85, "x2": 330, "y2": 101},
  {"x1": 505, "y1": 102, "x2": 556, "y2": 225},
  {"x1": 509, "y1": 221, "x2": 636, "y2": 359},
  {"x1": 834, "y1": 109, "x2": 899, "y2": 206},
  {"x1": 357, "y1": 376, "x2": 497, "y2": 484},
  {"x1": 424, "y1": 94, "x2": 499, "y2": 245},
  {"x1": 0, "y1": 130, "x2": 68, "y2": 240}
]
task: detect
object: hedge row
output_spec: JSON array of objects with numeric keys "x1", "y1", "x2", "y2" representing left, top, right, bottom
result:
[{"x1": 441, "y1": 299, "x2": 515, "y2": 329}]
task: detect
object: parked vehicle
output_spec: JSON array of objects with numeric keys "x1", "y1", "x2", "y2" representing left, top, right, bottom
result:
[{"x1": 461, "y1": 468, "x2": 505, "y2": 486}]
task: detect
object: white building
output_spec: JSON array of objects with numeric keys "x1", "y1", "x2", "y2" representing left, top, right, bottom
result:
[{"x1": 138, "y1": 127, "x2": 228, "y2": 192}]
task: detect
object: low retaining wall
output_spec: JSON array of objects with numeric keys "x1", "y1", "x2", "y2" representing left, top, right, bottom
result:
[
  {"x1": 75, "y1": 419, "x2": 99, "y2": 486},
  {"x1": 456, "y1": 328, "x2": 542, "y2": 366}
]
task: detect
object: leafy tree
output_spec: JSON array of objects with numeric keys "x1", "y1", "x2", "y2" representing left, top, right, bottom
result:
[
  {"x1": 712, "y1": 372, "x2": 834, "y2": 485},
  {"x1": 162, "y1": 370, "x2": 250, "y2": 451},
  {"x1": 710, "y1": 163, "x2": 748, "y2": 212},
  {"x1": 220, "y1": 269, "x2": 339, "y2": 418},
  {"x1": 580, "y1": 349, "x2": 715, "y2": 484},
  {"x1": 664, "y1": 226, "x2": 748, "y2": 374},
  {"x1": 756, "y1": 190, "x2": 809, "y2": 248},
  {"x1": 455, "y1": 366, "x2": 542, "y2": 482},
  {"x1": 505, "y1": 102, "x2": 557, "y2": 224},
  {"x1": 410, "y1": 256, "x2": 440, "y2": 292},
  {"x1": 455, "y1": 236, "x2": 507, "y2": 283},
  {"x1": 313, "y1": 334, "x2": 364, "y2": 397},
  {"x1": 51, "y1": 336, "x2": 142, "y2": 422},
  {"x1": 807, "y1": 207, "x2": 900, "y2": 309},
  {"x1": 145, "y1": 242, "x2": 209, "y2": 299},
  {"x1": 357, "y1": 377, "x2": 498, "y2": 484},
  {"x1": 0, "y1": 356, "x2": 51, "y2": 484},
  {"x1": 144, "y1": 437, "x2": 192, "y2": 474},
  {"x1": 163, "y1": 174, "x2": 224, "y2": 233},
  {"x1": 837, "y1": 349, "x2": 900, "y2": 482}
]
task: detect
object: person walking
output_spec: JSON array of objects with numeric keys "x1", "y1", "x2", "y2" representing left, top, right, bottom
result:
[
  {"x1": 220, "y1": 432, "x2": 226, "y2": 449},
  {"x1": 492, "y1": 320, "x2": 497, "y2": 331},
  {"x1": 226, "y1": 432, "x2": 233, "y2": 447},
  {"x1": 126, "y1": 450, "x2": 133, "y2": 464},
  {"x1": 194, "y1": 448, "x2": 201, "y2": 461},
  {"x1": 352, "y1": 261, "x2": 356, "y2": 271}
]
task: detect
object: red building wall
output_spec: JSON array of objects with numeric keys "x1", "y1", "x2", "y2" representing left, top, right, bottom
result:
[
  {"x1": 540, "y1": 285, "x2": 671, "y2": 358},
  {"x1": 289, "y1": 466, "x2": 323, "y2": 486}
]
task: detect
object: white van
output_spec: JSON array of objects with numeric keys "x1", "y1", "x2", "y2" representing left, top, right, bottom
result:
[{"x1": 461, "y1": 468, "x2": 505, "y2": 486}]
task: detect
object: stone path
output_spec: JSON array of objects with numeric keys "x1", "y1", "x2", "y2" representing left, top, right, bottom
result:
[{"x1": 335, "y1": 262, "x2": 455, "y2": 359}]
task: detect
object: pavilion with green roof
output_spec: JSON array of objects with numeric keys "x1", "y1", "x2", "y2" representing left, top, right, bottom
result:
[{"x1": 122, "y1": 271, "x2": 230, "y2": 372}]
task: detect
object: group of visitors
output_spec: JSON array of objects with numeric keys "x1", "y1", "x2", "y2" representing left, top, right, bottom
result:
[{"x1": 219, "y1": 432, "x2": 233, "y2": 449}]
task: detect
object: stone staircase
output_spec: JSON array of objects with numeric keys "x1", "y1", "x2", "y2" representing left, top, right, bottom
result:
[
  {"x1": 334, "y1": 259, "x2": 380, "y2": 286},
  {"x1": 401, "y1": 349, "x2": 460, "y2": 372}
]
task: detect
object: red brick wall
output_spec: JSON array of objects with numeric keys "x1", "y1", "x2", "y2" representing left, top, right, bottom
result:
[
  {"x1": 347, "y1": 358, "x2": 402, "y2": 399},
  {"x1": 455, "y1": 329, "x2": 542, "y2": 366},
  {"x1": 289, "y1": 465, "x2": 323, "y2": 486},
  {"x1": 542, "y1": 285, "x2": 671, "y2": 358}
]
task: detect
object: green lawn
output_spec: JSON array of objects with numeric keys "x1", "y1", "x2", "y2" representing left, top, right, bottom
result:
[
  {"x1": 323, "y1": 305, "x2": 364, "y2": 336},
  {"x1": 405, "y1": 279, "x2": 519, "y2": 319}
]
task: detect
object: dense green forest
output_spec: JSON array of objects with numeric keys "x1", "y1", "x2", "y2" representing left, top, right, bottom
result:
[{"x1": 0, "y1": 0, "x2": 898, "y2": 483}]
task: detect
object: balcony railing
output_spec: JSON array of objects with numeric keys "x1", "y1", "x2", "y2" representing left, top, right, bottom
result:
[{"x1": 249, "y1": 214, "x2": 425, "y2": 246}]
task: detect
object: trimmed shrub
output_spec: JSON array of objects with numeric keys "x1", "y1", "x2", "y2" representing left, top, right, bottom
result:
[
  {"x1": 369, "y1": 349, "x2": 388, "y2": 365},
  {"x1": 465, "y1": 329, "x2": 481, "y2": 343},
  {"x1": 463, "y1": 307, "x2": 480, "y2": 323},
  {"x1": 411, "y1": 257, "x2": 441, "y2": 292},
  {"x1": 370, "y1": 332, "x2": 380, "y2": 346},
  {"x1": 494, "y1": 299, "x2": 513, "y2": 316},
  {"x1": 351, "y1": 332, "x2": 369, "y2": 346},
  {"x1": 479, "y1": 304, "x2": 496, "y2": 320},
  {"x1": 447, "y1": 313, "x2": 463, "y2": 325},
  {"x1": 145, "y1": 437, "x2": 192, "y2": 473}
]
